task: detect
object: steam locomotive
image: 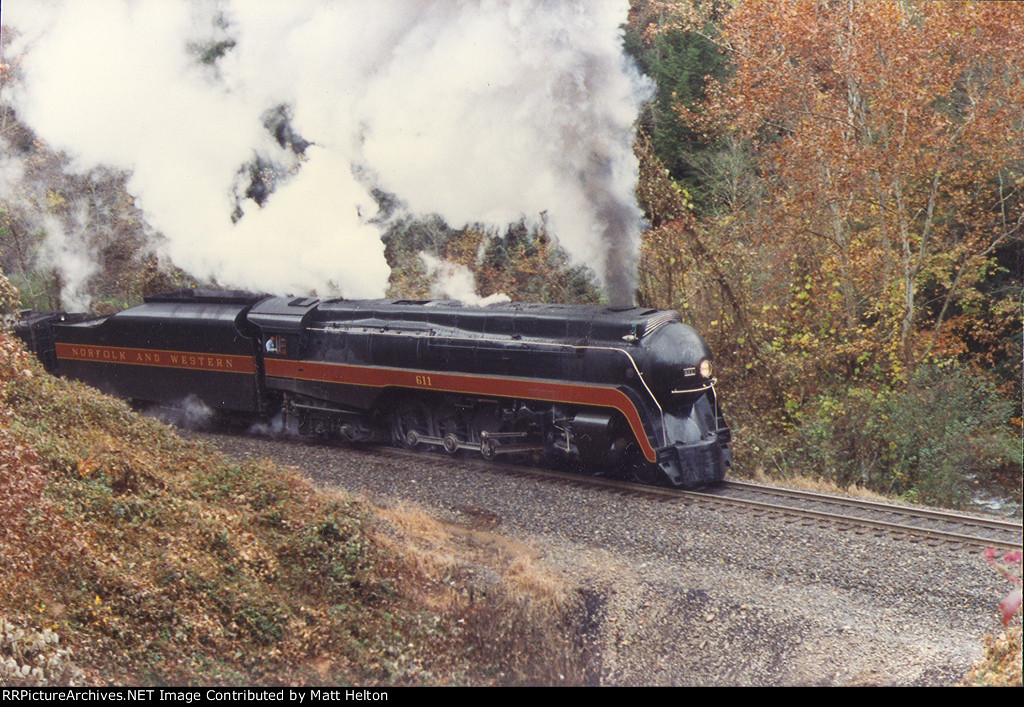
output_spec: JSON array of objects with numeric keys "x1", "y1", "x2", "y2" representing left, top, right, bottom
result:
[{"x1": 16, "y1": 289, "x2": 731, "y2": 487}]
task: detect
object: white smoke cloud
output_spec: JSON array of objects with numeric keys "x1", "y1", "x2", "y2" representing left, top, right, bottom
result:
[
  {"x1": 39, "y1": 210, "x2": 97, "y2": 311},
  {"x1": 0, "y1": 144, "x2": 95, "y2": 310},
  {"x1": 2, "y1": 0, "x2": 650, "y2": 304},
  {"x1": 419, "y1": 252, "x2": 510, "y2": 306},
  {"x1": 0, "y1": 152, "x2": 25, "y2": 196}
]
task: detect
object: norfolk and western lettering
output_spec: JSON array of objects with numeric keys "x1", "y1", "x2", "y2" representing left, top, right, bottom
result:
[{"x1": 55, "y1": 343, "x2": 255, "y2": 374}]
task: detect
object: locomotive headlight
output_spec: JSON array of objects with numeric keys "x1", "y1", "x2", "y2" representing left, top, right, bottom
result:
[{"x1": 699, "y1": 359, "x2": 713, "y2": 379}]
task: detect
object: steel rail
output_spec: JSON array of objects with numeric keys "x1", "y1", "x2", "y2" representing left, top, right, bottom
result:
[
  {"x1": 479, "y1": 458, "x2": 1023, "y2": 550},
  {"x1": 678, "y1": 486, "x2": 1022, "y2": 550},
  {"x1": 197, "y1": 428, "x2": 1023, "y2": 551},
  {"x1": 718, "y1": 479, "x2": 1023, "y2": 537}
]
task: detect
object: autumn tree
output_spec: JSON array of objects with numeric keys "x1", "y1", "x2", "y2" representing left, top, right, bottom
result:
[
  {"x1": 474, "y1": 221, "x2": 601, "y2": 304},
  {"x1": 681, "y1": 0, "x2": 1023, "y2": 385},
  {"x1": 624, "y1": 0, "x2": 731, "y2": 205},
  {"x1": 634, "y1": 0, "x2": 1023, "y2": 501},
  {"x1": 634, "y1": 130, "x2": 751, "y2": 354},
  {"x1": 380, "y1": 208, "x2": 601, "y2": 305}
]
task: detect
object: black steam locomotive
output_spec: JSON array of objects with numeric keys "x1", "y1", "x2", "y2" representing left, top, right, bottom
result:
[{"x1": 16, "y1": 289, "x2": 731, "y2": 487}]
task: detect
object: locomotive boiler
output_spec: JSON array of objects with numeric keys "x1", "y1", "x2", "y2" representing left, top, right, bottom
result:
[{"x1": 16, "y1": 289, "x2": 731, "y2": 488}]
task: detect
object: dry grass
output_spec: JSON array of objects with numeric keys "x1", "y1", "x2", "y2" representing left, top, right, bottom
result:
[
  {"x1": 372, "y1": 500, "x2": 585, "y2": 684},
  {"x1": 748, "y1": 465, "x2": 893, "y2": 501},
  {"x1": 961, "y1": 626, "x2": 1022, "y2": 687}
]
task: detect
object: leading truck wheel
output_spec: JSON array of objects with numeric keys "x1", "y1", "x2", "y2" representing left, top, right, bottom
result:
[{"x1": 391, "y1": 399, "x2": 434, "y2": 450}]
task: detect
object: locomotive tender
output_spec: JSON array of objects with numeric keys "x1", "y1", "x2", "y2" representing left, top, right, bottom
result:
[{"x1": 17, "y1": 289, "x2": 731, "y2": 487}]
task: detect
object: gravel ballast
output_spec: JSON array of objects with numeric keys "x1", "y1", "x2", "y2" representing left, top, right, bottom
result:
[{"x1": 193, "y1": 431, "x2": 1009, "y2": 686}]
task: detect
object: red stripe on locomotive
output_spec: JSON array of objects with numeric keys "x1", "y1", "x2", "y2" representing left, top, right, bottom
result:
[{"x1": 264, "y1": 358, "x2": 658, "y2": 462}]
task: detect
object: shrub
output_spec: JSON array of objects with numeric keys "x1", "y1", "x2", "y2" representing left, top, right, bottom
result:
[
  {"x1": 984, "y1": 548, "x2": 1023, "y2": 627},
  {"x1": 0, "y1": 269, "x2": 19, "y2": 316},
  {"x1": 962, "y1": 549, "x2": 1023, "y2": 686},
  {"x1": 788, "y1": 363, "x2": 1020, "y2": 506}
]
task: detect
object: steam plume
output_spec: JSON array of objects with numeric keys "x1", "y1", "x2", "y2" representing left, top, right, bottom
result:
[
  {"x1": 2, "y1": 0, "x2": 650, "y2": 304},
  {"x1": 419, "y1": 253, "x2": 510, "y2": 306}
]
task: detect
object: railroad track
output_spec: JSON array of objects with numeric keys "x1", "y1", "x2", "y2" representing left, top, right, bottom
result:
[
  {"x1": 197, "y1": 428, "x2": 1023, "y2": 552},
  {"x1": 693, "y1": 479, "x2": 1023, "y2": 551},
  {"x1": 479, "y1": 459, "x2": 1023, "y2": 551}
]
